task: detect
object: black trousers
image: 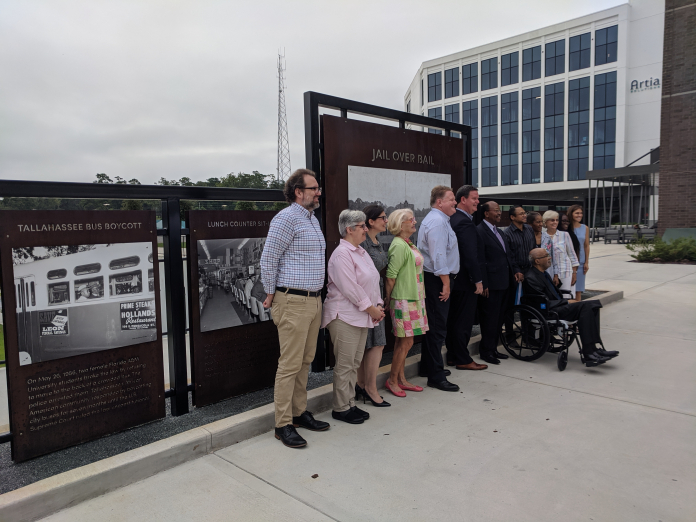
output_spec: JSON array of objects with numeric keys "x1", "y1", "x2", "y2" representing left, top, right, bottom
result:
[
  {"x1": 421, "y1": 271, "x2": 449, "y2": 381},
  {"x1": 503, "y1": 280, "x2": 518, "y2": 340},
  {"x1": 445, "y1": 288, "x2": 478, "y2": 365},
  {"x1": 554, "y1": 301, "x2": 603, "y2": 354},
  {"x1": 477, "y1": 288, "x2": 507, "y2": 357}
]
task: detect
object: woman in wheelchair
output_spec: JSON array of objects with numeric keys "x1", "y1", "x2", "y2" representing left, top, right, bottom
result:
[{"x1": 522, "y1": 248, "x2": 619, "y2": 368}]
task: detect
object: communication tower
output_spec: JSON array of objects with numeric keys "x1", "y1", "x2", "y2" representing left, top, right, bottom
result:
[{"x1": 276, "y1": 51, "x2": 291, "y2": 182}]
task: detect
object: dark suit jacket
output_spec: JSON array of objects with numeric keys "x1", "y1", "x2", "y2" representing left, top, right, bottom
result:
[
  {"x1": 450, "y1": 209, "x2": 485, "y2": 292},
  {"x1": 522, "y1": 267, "x2": 568, "y2": 310},
  {"x1": 476, "y1": 221, "x2": 516, "y2": 291}
]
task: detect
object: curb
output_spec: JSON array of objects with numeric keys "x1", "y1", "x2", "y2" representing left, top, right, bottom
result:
[{"x1": 0, "y1": 289, "x2": 628, "y2": 520}]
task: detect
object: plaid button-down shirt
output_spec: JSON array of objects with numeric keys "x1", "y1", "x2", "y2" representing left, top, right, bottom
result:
[{"x1": 261, "y1": 203, "x2": 326, "y2": 293}]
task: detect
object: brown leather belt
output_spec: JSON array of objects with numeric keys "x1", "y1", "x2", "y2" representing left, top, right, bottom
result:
[{"x1": 276, "y1": 287, "x2": 321, "y2": 297}]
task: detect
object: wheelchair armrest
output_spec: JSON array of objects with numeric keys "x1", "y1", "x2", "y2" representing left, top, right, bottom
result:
[
  {"x1": 521, "y1": 293, "x2": 550, "y2": 317},
  {"x1": 559, "y1": 289, "x2": 574, "y2": 298}
]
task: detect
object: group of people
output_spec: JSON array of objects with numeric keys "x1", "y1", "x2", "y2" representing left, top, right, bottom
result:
[{"x1": 260, "y1": 168, "x2": 618, "y2": 449}]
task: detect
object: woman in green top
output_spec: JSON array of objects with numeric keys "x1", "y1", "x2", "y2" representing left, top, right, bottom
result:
[{"x1": 384, "y1": 208, "x2": 429, "y2": 398}]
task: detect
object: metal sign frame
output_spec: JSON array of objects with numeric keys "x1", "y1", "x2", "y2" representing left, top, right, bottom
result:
[{"x1": 0, "y1": 180, "x2": 284, "y2": 448}]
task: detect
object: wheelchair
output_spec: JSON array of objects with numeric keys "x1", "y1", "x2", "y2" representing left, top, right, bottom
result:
[{"x1": 499, "y1": 289, "x2": 588, "y2": 371}]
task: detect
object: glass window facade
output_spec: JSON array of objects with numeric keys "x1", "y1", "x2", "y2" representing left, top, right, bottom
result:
[
  {"x1": 428, "y1": 106, "x2": 442, "y2": 134},
  {"x1": 463, "y1": 100, "x2": 479, "y2": 187},
  {"x1": 501, "y1": 52, "x2": 519, "y2": 86},
  {"x1": 481, "y1": 95, "x2": 498, "y2": 187},
  {"x1": 568, "y1": 77, "x2": 590, "y2": 180},
  {"x1": 481, "y1": 58, "x2": 498, "y2": 91},
  {"x1": 428, "y1": 72, "x2": 442, "y2": 102},
  {"x1": 595, "y1": 25, "x2": 618, "y2": 66},
  {"x1": 421, "y1": 79, "x2": 424, "y2": 107},
  {"x1": 462, "y1": 63, "x2": 478, "y2": 95},
  {"x1": 594, "y1": 71, "x2": 617, "y2": 169},
  {"x1": 522, "y1": 87, "x2": 541, "y2": 184},
  {"x1": 522, "y1": 46, "x2": 541, "y2": 81},
  {"x1": 501, "y1": 92, "x2": 519, "y2": 186},
  {"x1": 569, "y1": 33, "x2": 591, "y2": 71},
  {"x1": 444, "y1": 68, "x2": 459, "y2": 99},
  {"x1": 544, "y1": 81, "x2": 565, "y2": 182},
  {"x1": 545, "y1": 39, "x2": 565, "y2": 77},
  {"x1": 445, "y1": 103, "x2": 459, "y2": 123}
]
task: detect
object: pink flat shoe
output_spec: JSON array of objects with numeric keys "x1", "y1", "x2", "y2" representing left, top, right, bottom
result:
[
  {"x1": 398, "y1": 383, "x2": 423, "y2": 392},
  {"x1": 385, "y1": 379, "x2": 406, "y2": 397}
]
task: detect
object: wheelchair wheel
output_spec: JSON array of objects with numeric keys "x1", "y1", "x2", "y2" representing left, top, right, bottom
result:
[
  {"x1": 500, "y1": 304, "x2": 550, "y2": 361},
  {"x1": 557, "y1": 351, "x2": 568, "y2": 371}
]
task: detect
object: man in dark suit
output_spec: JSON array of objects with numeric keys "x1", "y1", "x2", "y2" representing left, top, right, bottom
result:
[
  {"x1": 476, "y1": 201, "x2": 521, "y2": 365},
  {"x1": 446, "y1": 185, "x2": 488, "y2": 371},
  {"x1": 524, "y1": 248, "x2": 618, "y2": 366}
]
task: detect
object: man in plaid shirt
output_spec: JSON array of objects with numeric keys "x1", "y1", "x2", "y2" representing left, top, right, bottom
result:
[{"x1": 261, "y1": 169, "x2": 330, "y2": 448}]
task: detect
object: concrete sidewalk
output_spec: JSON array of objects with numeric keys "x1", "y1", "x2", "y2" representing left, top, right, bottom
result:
[{"x1": 36, "y1": 244, "x2": 696, "y2": 522}]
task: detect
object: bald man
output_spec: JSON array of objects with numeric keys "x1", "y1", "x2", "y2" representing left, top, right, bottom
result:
[{"x1": 524, "y1": 248, "x2": 618, "y2": 367}]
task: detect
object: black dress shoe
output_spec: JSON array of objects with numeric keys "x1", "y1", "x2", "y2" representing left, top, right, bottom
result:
[
  {"x1": 275, "y1": 425, "x2": 307, "y2": 448},
  {"x1": 480, "y1": 354, "x2": 500, "y2": 365},
  {"x1": 293, "y1": 411, "x2": 330, "y2": 432},
  {"x1": 332, "y1": 407, "x2": 365, "y2": 424},
  {"x1": 444, "y1": 369, "x2": 452, "y2": 376},
  {"x1": 493, "y1": 351, "x2": 509, "y2": 359},
  {"x1": 596, "y1": 348, "x2": 619, "y2": 358},
  {"x1": 427, "y1": 379, "x2": 460, "y2": 392},
  {"x1": 353, "y1": 406, "x2": 370, "y2": 420},
  {"x1": 584, "y1": 352, "x2": 608, "y2": 367}
]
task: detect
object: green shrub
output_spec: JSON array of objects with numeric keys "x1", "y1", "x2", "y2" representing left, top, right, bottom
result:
[{"x1": 626, "y1": 237, "x2": 696, "y2": 263}]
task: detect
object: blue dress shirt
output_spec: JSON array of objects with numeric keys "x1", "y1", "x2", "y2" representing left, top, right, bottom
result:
[{"x1": 417, "y1": 208, "x2": 460, "y2": 276}]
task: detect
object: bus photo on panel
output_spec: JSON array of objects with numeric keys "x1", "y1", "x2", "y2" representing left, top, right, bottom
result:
[
  {"x1": 196, "y1": 237, "x2": 269, "y2": 332},
  {"x1": 12, "y1": 242, "x2": 157, "y2": 366}
]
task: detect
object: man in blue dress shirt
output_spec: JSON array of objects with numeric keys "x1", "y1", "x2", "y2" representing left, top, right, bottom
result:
[{"x1": 417, "y1": 186, "x2": 460, "y2": 392}]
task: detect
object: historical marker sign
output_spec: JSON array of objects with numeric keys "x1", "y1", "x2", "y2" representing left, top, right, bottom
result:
[
  {"x1": 187, "y1": 210, "x2": 280, "y2": 407},
  {"x1": 321, "y1": 115, "x2": 466, "y2": 352},
  {"x1": 0, "y1": 211, "x2": 165, "y2": 461}
]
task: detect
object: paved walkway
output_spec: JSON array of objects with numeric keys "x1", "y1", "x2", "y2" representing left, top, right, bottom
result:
[{"x1": 33, "y1": 244, "x2": 696, "y2": 521}]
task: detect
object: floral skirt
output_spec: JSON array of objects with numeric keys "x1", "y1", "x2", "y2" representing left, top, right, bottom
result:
[{"x1": 389, "y1": 298, "x2": 429, "y2": 338}]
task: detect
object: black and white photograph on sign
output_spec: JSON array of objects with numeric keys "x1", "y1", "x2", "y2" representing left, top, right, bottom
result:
[
  {"x1": 196, "y1": 237, "x2": 270, "y2": 332},
  {"x1": 347, "y1": 166, "x2": 452, "y2": 249},
  {"x1": 12, "y1": 242, "x2": 157, "y2": 366}
]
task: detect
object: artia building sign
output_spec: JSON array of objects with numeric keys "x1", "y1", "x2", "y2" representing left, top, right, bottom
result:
[{"x1": 630, "y1": 77, "x2": 660, "y2": 93}]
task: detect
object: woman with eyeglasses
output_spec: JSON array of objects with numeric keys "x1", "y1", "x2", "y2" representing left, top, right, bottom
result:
[
  {"x1": 384, "y1": 208, "x2": 428, "y2": 398},
  {"x1": 321, "y1": 210, "x2": 385, "y2": 424},
  {"x1": 355, "y1": 204, "x2": 391, "y2": 408},
  {"x1": 542, "y1": 210, "x2": 579, "y2": 296}
]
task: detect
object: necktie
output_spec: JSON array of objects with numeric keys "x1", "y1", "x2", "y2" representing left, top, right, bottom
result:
[
  {"x1": 493, "y1": 227, "x2": 506, "y2": 252},
  {"x1": 543, "y1": 272, "x2": 561, "y2": 300}
]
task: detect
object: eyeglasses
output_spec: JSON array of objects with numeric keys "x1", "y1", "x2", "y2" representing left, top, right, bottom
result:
[
  {"x1": 300, "y1": 186, "x2": 322, "y2": 193},
  {"x1": 351, "y1": 223, "x2": 368, "y2": 230},
  {"x1": 405, "y1": 217, "x2": 417, "y2": 223},
  {"x1": 377, "y1": 215, "x2": 388, "y2": 221}
]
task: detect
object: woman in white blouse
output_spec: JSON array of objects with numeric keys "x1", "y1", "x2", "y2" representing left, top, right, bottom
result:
[{"x1": 542, "y1": 210, "x2": 580, "y2": 296}]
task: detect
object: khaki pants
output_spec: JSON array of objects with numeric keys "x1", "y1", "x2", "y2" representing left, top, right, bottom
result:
[
  {"x1": 327, "y1": 319, "x2": 368, "y2": 412},
  {"x1": 271, "y1": 291, "x2": 322, "y2": 428}
]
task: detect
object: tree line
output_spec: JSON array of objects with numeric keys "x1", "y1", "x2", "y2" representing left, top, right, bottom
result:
[{"x1": 0, "y1": 172, "x2": 288, "y2": 213}]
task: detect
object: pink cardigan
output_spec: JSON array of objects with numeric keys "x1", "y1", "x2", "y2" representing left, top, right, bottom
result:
[{"x1": 321, "y1": 239, "x2": 383, "y2": 329}]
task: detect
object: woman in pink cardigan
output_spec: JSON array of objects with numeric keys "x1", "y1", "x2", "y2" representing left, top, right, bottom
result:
[{"x1": 322, "y1": 210, "x2": 385, "y2": 425}]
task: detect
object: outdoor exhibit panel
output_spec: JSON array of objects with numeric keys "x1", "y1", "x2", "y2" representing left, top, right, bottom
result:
[
  {"x1": 0, "y1": 211, "x2": 165, "y2": 462},
  {"x1": 321, "y1": 115, "x2": 466, "y2": 352},
  {"x1": 187, "y1": 210, "x2": 280, "y2": 408}
]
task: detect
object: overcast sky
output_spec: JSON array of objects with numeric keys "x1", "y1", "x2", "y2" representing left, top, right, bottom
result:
[{"x1": 1, "y1": 0, "x2": 624, "y2": 185}]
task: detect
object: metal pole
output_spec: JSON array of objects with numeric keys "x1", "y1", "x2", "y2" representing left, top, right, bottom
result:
[
  {"x1": 602, "y1": 180, "x2": 607, "y2": 239},
  {"x1": 587, "y1": 179, "x2": 592, "y2": 240},
  {"x1": 639, "y1": 185, "x2": 644, "y2": 226},
  {"x1": 162, "y1": 198, "x2": 190, "y2": 415},
  {"x1": 608, "y1": 180, "x2": 614, "y2": 232},
  {"x1": 591, "y1": 179, "x2": 599, "y2": 243},
  {"x1": 304, "y1": 92, "x2": 328, "y2": 373}
]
